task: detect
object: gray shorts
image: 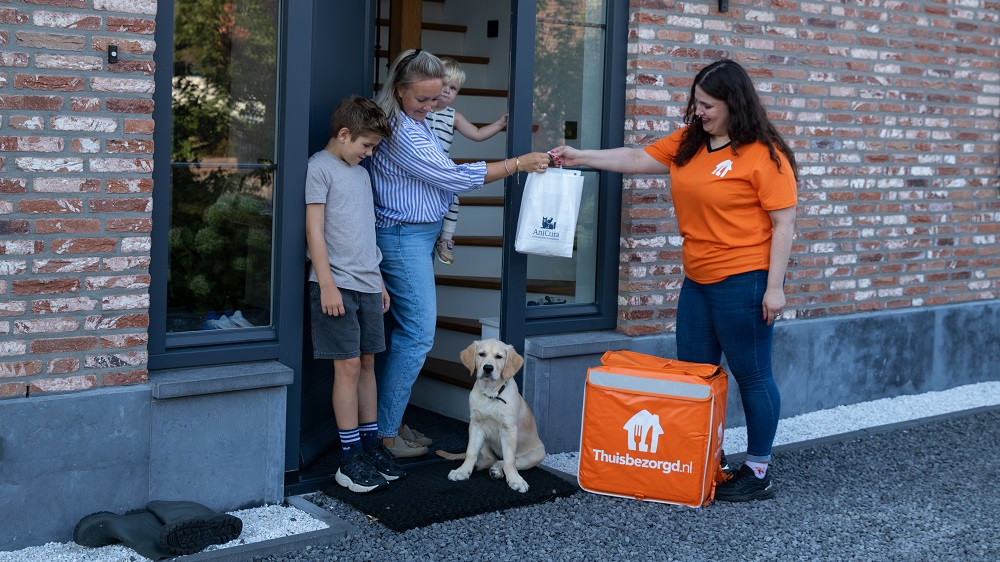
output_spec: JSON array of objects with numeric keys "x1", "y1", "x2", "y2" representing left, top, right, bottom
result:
[{"x1": 309, "y1": 282, "x2": 386, "y2": 360}]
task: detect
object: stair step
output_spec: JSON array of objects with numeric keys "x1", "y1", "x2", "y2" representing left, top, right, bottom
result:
[
  {"x1": 421, "y1": 357, "x2": 473, "y2": 389},
  {"x1": 373, "y1": 85, "x2": 508, "y2": 98},
  {"x1": 460, "y1": 196, "x2": 504, "y2": 207},
  {"x1": 377, "y1": 18, "x2": 467, "y2": 34},
  {"x1": 437, "y1": 315, "x2": 481, "y2": 334},
  {"x1": 456, "y1": 87, "x2": 507, "y2": 97},
  {"x1": 453, "y1": 235, "x2": 501, "y2": 247},
  {"x1": 435, "y1": 275, "x2": 575, "y2": 296},
  {"x1": 378, "y1": 50, "x2": 489, "y2": 65},
  {"x1": 468, "y1": 122, "x2": 537, "y2": 134}
]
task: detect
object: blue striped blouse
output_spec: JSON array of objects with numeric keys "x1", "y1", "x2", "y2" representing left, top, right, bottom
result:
[{"x1": 370, "y1": 112, "x2": 488, "y2": 227}]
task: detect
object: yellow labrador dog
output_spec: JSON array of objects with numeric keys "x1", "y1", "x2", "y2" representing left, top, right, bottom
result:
[{"x1": 437, "y1": 339, "x2": 546, "y2": 493}]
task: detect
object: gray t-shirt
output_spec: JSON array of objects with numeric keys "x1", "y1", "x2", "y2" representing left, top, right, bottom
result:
[{"x1": 304, "y1": 150, "x2": 383, "y2": 293}]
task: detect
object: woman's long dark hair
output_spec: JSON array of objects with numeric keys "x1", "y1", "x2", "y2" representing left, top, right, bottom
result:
[{"x1": 675, "y1": 59, "x2": 798, "y2": 181}]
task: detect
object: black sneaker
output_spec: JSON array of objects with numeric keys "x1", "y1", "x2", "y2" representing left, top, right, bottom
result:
[
  {"x1": 363, "y1": 441, "x2": 406, "y2": 481},
  {"x1": 714, "y1": 464, "x2": 775, "y2": 502},
  {"x1": 335, "y1": 451, "x2": 388, "y2": 493},
  {"x1": 720, "y1": 450, "x2": 734, "y2": 475}
]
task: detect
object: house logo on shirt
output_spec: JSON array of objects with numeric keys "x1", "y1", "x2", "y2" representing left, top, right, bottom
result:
[
  {"x1": 588, "y1": 408, "x2": 694, "y2": 475},
  {"x1": 712, "y1": 160, "x2": 733, "y2": 178}
]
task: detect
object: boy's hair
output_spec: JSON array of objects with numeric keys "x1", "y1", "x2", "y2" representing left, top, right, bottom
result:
[
  {"x1": 374, "y1": 49, "x2": 445, "y2": 120},
  {"x1": 330, "y1": 95, "x2": 392, "y2": 141},
  {"x1": 440, "y1": 57, "x2": 466, "y2": 88}
]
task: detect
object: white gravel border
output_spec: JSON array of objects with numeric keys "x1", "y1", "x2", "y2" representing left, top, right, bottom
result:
[
  {"x1": 0, "y1": 504, "x2": 328, "y2": 562},
  {"x1": 3, "y1": 380, "x2": 999, "y2": 561}
]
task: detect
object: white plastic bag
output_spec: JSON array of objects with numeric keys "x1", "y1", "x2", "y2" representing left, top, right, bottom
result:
[{"x1": 514, "y1": 167, "x2": 584, "y2": 258}]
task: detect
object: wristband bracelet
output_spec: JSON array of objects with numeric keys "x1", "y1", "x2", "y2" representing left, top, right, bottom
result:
[{"x1": 503, "y1": 158, "x2": 512, "y2": 176}]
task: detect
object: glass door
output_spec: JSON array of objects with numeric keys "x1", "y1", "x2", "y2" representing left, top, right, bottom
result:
[{"x1": 501, "y1": 0, "x2": 626, "y2": 345}]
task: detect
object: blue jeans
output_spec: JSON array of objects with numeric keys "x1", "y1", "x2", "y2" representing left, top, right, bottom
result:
[
  {"x1": 676, "y1": 270, "x2": 780, "y2": 462},
  {"x1": 375, "y1": 221, "x2": 441, "y2": 438}
]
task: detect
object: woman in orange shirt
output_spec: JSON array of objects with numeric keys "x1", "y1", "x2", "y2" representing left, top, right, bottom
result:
[{"x1": 551, "y1": 59, "x2": 798, "y2": 502}]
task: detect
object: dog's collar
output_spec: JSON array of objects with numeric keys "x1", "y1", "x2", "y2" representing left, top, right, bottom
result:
[{"x1": 483, "y1": 381, "x2": 508, "y2": 404}]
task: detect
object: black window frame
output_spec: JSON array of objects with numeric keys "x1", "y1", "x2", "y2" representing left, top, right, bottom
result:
[
  {"x1": 501, "y1": 0, "x2": 628, "y2": 344},
  {"x1": 149, "y1": 0, "x2": 310, "y2": 371}
]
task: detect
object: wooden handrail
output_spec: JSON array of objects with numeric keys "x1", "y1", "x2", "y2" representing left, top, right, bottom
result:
[{"x1": 388, "y1": 0, "x2": 422, "y2": 62}]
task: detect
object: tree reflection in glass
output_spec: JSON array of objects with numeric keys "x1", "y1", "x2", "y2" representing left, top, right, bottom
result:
[{"x1": 167, "y1": 0, "x2": 279, "y2": 333}]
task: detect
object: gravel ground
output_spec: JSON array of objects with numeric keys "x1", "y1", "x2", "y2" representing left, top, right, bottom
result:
[
  {"x1": 256, "y1": 381, "x2": 1000, "y2": 562},
  {"x1": 4, "y1": 381, "x2": 999, "y2": 561}
]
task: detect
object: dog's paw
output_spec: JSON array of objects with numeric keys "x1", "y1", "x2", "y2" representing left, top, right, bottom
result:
[
  {"x1": 507, "y1": 477, "x2": 529, "y2": 493},
  {"x1": 448, "y1": 469, "x2": 471, "y2": 482},
  {"x1": 489, "y1": 465, "x2": 504, "y2": 480}
]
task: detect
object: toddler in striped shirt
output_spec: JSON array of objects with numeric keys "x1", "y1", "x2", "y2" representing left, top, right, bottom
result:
[{"x1": 425, "y1": 57, "x2": 508, "y2": 265}]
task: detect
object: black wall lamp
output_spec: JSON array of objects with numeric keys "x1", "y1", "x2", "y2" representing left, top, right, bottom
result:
[{"x1": 719, "y1": 0, "x2": 728, "y2": 12}]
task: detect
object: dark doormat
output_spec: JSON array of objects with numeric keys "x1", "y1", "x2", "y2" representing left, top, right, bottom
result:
[{"x1": 321, "y1": 462, "x2": 579, "y2": 532}]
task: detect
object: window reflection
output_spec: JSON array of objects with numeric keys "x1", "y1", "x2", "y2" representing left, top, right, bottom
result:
[
  {"x1": 530, "y1": 0, "x2": 606, "y2": 308},
  {"x1": 167, "y1": 0, "x2": 279, "y2": 333},
  {"x1": 526, "y1": 171, "x2": 599, "y2": 306}
]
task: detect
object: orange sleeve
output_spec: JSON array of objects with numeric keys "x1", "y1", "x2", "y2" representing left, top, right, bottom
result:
[
  {"x1": 643, "y1": 128, "x2": 685, "y2": 166},
  {"x1": 751, "y1": 148, "x2": 798, "y2": 211}
]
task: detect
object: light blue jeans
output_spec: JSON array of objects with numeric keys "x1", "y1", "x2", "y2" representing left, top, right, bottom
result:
[
  {"x1": 676, "y1": 270, "x2": 780, "y2": 463},
  {"x1": 375, "y1": 221, "x2": 441, "y2": 438}
]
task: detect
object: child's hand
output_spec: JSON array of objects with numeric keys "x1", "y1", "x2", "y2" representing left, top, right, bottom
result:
[
  {"x1": 320, "y1": 285, "x2": 345, "y2": 316},
  {"x1": 497, "y1": 113, "x2": 508, "y2": 129},
  {"x1": 381, "y1": 286, "x2": 391, "y2": 313}
]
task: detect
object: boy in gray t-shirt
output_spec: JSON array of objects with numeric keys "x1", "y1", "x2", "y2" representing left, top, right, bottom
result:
[{"x1": 305, "y1": 96, "x2": 402, "y2": 493}]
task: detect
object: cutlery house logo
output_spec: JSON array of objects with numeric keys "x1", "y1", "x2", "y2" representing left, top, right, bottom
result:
[{"x1": 590, "y1": 409, "x2": 694, "y2": 475}]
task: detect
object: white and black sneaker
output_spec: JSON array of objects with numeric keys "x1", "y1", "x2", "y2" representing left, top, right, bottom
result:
[
  {"x1": 364, "y1": 441, "x2": 406, "y2": 481},
  {"x1": 715, "y1": 464, "x2": 775, "y2": 502},
  {"x1": 335, "y1": 452, "x2": 388, "y2": 493}
]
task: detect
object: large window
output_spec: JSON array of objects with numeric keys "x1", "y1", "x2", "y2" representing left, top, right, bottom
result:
[
  {"x1": 529, "y1": 0, "x2": 607, "y2": 308},
  {"x1": 164, "y1": 0, "x2": 279, "y2": 337},
  {"x1": 501, "y1": 0, "x2": 625, "y2": 341}
]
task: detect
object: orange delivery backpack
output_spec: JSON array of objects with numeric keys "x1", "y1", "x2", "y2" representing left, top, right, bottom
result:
[{"x1": 577, "y1": 350, "x2": 730, "y2": 507}]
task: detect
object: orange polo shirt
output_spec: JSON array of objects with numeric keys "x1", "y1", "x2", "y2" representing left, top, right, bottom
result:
[{"x1": 644, "y1": 128, "x2": 797, "y2": 284}]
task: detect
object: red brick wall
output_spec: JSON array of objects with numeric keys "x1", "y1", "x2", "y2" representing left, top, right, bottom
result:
[
  {"x1": 619, "y1": 0, "x2": 1000, "y2": 336},
  {"x1": 0, "y1": 0, "x2": 156, "y2": 398}
]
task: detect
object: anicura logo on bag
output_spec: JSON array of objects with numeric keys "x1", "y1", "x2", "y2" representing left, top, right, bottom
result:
[
  {"x1": 531, "y1": 216, "x2": 560, "y2": 239},
  {"x1": 590, "y1": 409, "x2": 694, "y2": 475}
]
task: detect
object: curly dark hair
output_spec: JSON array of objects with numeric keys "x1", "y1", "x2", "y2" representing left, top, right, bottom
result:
[{"x1": 674, "y1": 59, "x2": 798, "y2": 182}]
